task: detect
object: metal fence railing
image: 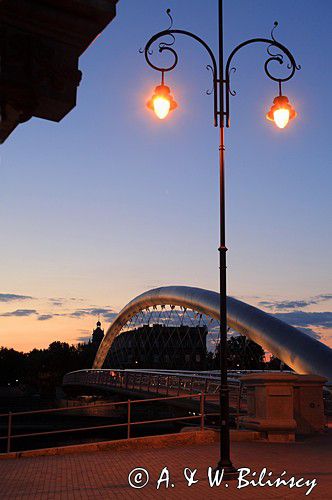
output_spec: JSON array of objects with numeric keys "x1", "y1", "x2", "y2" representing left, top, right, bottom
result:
[
  {"x1": 63, "y1": 369, "x2": 247, "y2": 410},
  {"x1": 0, "y1": 392, "x2": 241, "y2": 454}
]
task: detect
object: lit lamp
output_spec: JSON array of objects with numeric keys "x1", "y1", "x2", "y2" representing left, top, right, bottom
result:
[
  {"x1": 267, "y1": 94, "x2": 296, "y2": 129},
  {"x1": 147, "y1": 75, "x2": 177, "y2": 119},
  {"x1": 142, "y1": 3, "x2": 300, "y2": 479}
]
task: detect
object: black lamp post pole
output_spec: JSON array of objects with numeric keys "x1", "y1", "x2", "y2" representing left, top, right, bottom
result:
[
  {"x1": 143, "y1": 0, "x2": 299, "y2": 477},
  {"x1": 217, "y1": 0, "x2": 236, "y2": 475}
]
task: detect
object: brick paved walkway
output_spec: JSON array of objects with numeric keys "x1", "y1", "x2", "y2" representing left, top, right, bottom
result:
[{"x1": 0, "y1": 431, "x2": 331, "y2": 499}]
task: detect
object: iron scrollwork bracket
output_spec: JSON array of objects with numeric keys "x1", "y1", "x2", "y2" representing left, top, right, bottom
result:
[{"x1": 141, "y1": 10, "x2": 300, "y2": 128}]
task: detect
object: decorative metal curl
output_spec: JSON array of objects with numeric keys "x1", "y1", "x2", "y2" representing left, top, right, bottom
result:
[
  {"x1": 228, "y1": 67, "x2": 237, "y2": 96},
  {"x1": 144, "y1": 31, "x2": 179, "y2": 73},
  {"x1": 143, "y1": 9, "x2": 218, "y2": 78},
  {"x1": 267, "y1": 22, "x2": 284, "y2": 62},
  {"x1": 159, "y1": 34, "x2": 175, "y2": 50},
  {"x1": 288, "y1": 61, "x2": 301, "y2": 71},
  {"x1": 139, "y1": 47, "x2": 153, "y2": 56},
  {"x1": 142, "y1": 11, "x2": 219, "y2": 126},
  {"x1": 271, "y1": 21, "x2": 278, "y2": 42},
  {"x1": 142, "y1": 8, "x2": 300, "y2": 128},
  {"x1": 224, "y1": 35, "x2": 300, "y2": 126},
  {"x1": 226, "y1": 37, "x2": 299, "y2": 88},
  {"x1": 139, "y1": 9, "x2": 173, "y2": 60},
  {"x1": 165, "y1": 8, "x2": 173, "y2": 30},
  {"x1": 142, "y1": 9, "x2": 178, "y2": 73},
  {"x1": 264, "y1": 50, "x2": 295, "y2": 83},
  {"x1": 264, "y1": 55, "x2": 284, "y2": 82},
  {"x1": 158, "y1": 10, "x2": 175, "y2": 51},
  {"x1": 205, "y1": 64, "x2": 215, "y2": 95}
]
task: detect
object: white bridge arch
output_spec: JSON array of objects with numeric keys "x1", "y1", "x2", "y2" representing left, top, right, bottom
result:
[{"x1": 94, "y1": 286, "x2": 332, "y2": 382}]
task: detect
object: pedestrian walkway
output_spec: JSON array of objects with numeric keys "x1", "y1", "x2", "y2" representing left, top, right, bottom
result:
[{"x1": 0, "y1": 431, "x2": 331, "y2": 499}]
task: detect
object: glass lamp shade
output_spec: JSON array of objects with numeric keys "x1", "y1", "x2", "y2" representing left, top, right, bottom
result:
[
  {"x1": 266, "y1": 95, "x2": 296, "y2": 129},
  {"x1": 147, "y1": 84, "x2": 177, "y2": 119}
]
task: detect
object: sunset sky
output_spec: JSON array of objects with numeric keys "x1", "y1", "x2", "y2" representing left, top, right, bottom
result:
[{"x1": 0, "y1": 0, "x2": 331, "y2": 352}]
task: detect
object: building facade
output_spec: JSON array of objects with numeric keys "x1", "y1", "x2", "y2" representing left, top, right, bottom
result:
[{"x1": 106, "y1": 324, "x2": 207, "y2": 371}]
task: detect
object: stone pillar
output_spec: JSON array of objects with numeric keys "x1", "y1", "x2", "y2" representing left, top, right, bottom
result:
[
  {"x1": 240, "y1": 373, "x2": 298, "y2": 442},
  {"x1": 293, "y1": 375, "x2": 327, "y2": 434}
]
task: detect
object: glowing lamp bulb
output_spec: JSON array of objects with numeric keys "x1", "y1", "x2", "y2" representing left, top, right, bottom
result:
[
  {"x1": 266, "y1": 95, "x2": 296, "y2": 129},
  {"x1": 273, "y1": 108, "x2": 290, "y2": 129},
  {"x1": 153, "y1": 96, "x2": 171, "y2": 119},
  {"x1": 147, "y1": 84, "x2": 177, "y2": 119}
]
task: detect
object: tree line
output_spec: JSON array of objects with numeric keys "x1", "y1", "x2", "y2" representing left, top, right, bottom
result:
[
  {"x1": 0, "y1": 341, "x2": 98, "y2": 395},
  {"x1": 0, "y1": 334, "x2": 287, "y2": 396}
]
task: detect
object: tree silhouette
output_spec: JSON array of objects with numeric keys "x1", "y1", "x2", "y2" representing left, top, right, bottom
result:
[
  {"x1": 214, "y1": 334, "x2": 266, "y2": 370},
  {"x1": 0, "y1": 341, "x2": 100, "y2": 395}
]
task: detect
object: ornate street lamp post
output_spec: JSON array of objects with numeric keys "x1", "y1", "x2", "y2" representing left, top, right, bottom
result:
[{"x1": 142, "y1": 0, "x2": 300, "y2": 477}]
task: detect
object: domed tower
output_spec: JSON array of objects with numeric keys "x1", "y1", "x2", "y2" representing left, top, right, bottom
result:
[{"x1": 92, "y1": 320, "x2": 104, "y2": 346}]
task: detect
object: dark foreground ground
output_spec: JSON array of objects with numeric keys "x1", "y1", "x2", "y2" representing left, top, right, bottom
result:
[{"x1": 0, "y1": 429, "x2": 331, "y2": 499}]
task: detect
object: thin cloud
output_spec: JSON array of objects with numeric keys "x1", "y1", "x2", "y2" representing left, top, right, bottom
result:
[
  {"x1": 297, "y1": 327, "x2": 321, "y2": 340},
  {"x1": 273, "y1": 311, "x2": 332, "y2": 329},
  {"x1": 76, "y1": 329, "x2": 92, "y2": 343},
  {"x1": 0, "y1": 293, "x2": 33, "y2": 303},
  {"x1": 0, "y1": 309, "x2": 37, "y2": 317},
  {"x1": 260, "y1": 299, "x2": 315, "y2": 310},
  {"x1": 37, "y1": 314, "x2": 54, "y2": 321},
  {"x1": 48, "y1": 299, "x2": 63, "y2": 307},
  {"x1": 259, "y1": 294, "x2": 332, "y2": 311},
  {"x1": 47, "y1": 297, "x2": 84, "y2": 307},
  {"x1": 69, "y1": 307, "x2": 117, "y2": 322},
  {"x1": 76, "y1": 335, "x2": 92, "y2": 343}
]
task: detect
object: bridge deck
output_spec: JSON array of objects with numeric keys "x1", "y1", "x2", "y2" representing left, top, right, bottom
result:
[
  {"x1": 0, "y1": 430, "x2": 331, "y2": 498},
  {"x1": 63, "y1": 369, "x2": 247, "y2": 411}
]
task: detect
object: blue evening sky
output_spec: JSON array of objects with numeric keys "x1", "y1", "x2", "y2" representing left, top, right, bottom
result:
[{"x1": 0, "y1": 0, "x2": 331, "y2": 350}]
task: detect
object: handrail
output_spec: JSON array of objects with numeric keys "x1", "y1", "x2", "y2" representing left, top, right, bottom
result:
[
  {"x1": 62, "y1": 369, "x2": 242, "y2": 398},
  {"x1": 0, "y1": 392, "x2": 206, "y2": 418},
  {"x1": 63, "y1": 367, "x2": 248, "y2": 381},
  {"x1": 1, "y1": 392, "x2": 239, "y2": 454}
]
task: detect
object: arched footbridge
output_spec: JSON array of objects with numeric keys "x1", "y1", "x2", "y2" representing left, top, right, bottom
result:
[
  {"x1": 63, "y1": 286, "x2": 332, "y2": 418},
  {"x1": 94, "y1": 286, "x2": 332, "y2": 379},
  {"x1": 64, "y1": 286, "x2": 332, "y2": 388}
]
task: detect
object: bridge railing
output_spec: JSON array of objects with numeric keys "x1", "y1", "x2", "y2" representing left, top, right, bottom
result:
[
  {"x1": 62, "y1": 368, "x2": 247, "y2": 412},
  {"x1": 0, "y1": 392, "x2": 228, "y2": 454}
]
